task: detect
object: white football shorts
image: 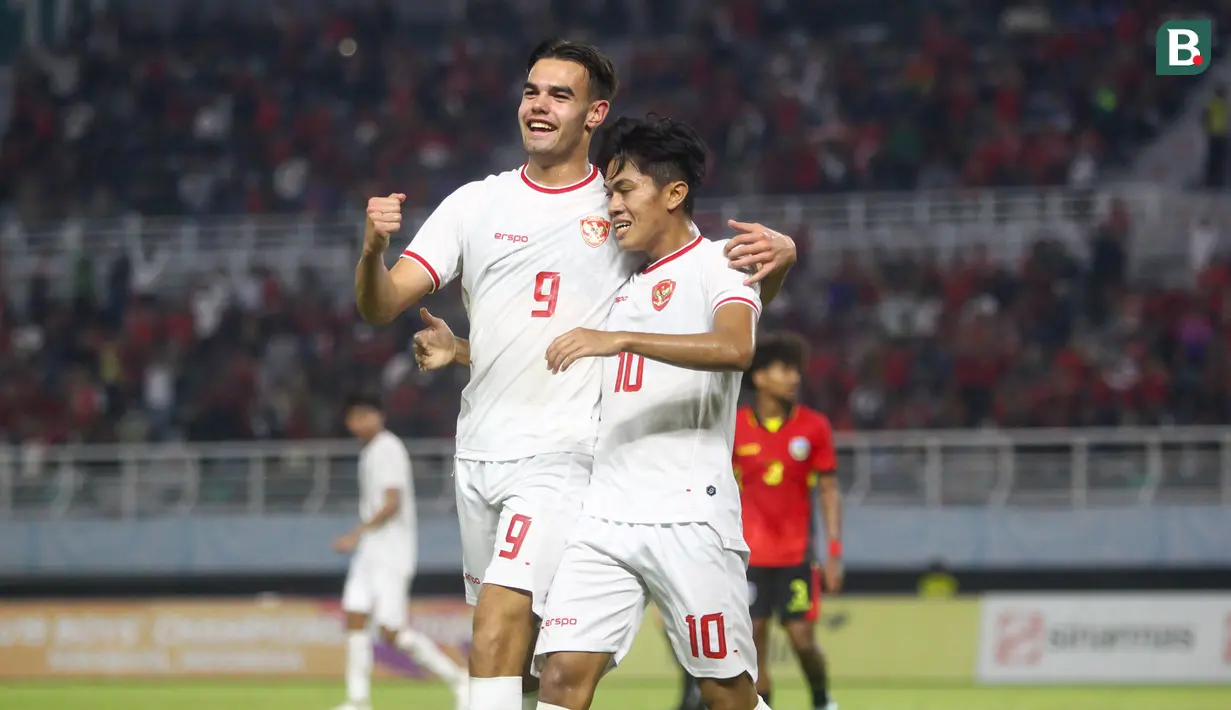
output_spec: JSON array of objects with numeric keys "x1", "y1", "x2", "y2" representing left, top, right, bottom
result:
[
  {"x1": 341, "y1": 550, "x2": 412, "y2": 630},
  {"x1": 534, "y1": 515, "x2": 758, "y2": 681},
  {"x1": 454, "y1": 452, "x2": 592, "y2": 617}
]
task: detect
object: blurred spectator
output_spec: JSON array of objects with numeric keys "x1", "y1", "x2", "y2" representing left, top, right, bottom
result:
[
  {"x1": 1, "y1": 230, "x2": 1231, "y2": 444},
  {"x1": 1204, "y1": 85, "x2": 1228, "y2": 188}
]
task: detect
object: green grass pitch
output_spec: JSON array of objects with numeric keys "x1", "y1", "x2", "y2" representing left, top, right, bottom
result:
[{"x1": 3, "y1": 680, "x2": 1230, "y2": 710}]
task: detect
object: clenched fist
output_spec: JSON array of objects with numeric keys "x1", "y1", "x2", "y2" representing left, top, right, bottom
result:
[{"x1": 364, "y1": 193, "x2": 407, "y2": 256}]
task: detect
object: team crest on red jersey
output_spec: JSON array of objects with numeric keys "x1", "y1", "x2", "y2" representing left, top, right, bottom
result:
[
  {"x1": 788, "y1": 436, "x2": 811, "y2": 461},
  {"x1": 651, "y1": 279, "x2": 676, "y2": 311},
  {"x1": 580, "y1": 216, "x2": 611, "y2": 247}
]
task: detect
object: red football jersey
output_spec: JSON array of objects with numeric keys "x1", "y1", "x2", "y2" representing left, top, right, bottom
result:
[{"x1": 734, "y1": 405, "x2": 837, "y2": 567}]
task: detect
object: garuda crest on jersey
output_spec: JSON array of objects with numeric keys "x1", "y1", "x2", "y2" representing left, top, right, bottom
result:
[
  {"x1": 580, "y1": 216, "x2": 611, "y2": 247},
  {"x1": 651, "y1": 279, "x2": 676, "y2": 311}
]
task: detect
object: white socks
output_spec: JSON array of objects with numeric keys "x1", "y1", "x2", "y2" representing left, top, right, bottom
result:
[
  {"x1": 395, "y1": 628, "x2": 466, "y2": 686},
  {"x1": 523, "y1": 691, "x2": 540, "y2": 710},
  {"x1": 470, "y1": 676, "x2": 523, "y2": 710},
  {"x1": 345, "y1": 631, "x2": 373, "y2": 704},
  {"x1": 535, "y1": 704, "x2": 569, "y2": 710}
]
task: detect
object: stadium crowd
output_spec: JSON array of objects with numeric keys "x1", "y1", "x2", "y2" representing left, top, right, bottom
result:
[
  {"x1": 2, "y1": 0, "x2": 1230, "y2": 445},
  {"x1": 2, "y1": 0, "x2": 1222, "y2": 221},
  {"x1": 2, "y1": 199, "x2": 1231, "y2": 446}
]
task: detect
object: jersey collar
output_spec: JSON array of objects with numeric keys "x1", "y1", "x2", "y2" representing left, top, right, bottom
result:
[
  {"x1": 747, "y1": 405, "x2": 798, "y2": 431},
  {"x1": 642, "y1": 235, "x2": 703, "y2": 274},
  {"x1": 519, "y1": 164, "x2": 600, "y2": 194}
]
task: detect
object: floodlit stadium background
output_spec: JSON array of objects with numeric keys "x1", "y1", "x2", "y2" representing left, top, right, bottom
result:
[{"x1": 2, "y1": 0, "x2": 1231, "y2": 708}]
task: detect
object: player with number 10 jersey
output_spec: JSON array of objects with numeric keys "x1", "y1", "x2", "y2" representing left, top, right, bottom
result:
[{"x1": 532, "y1": 116, "x2": 783, "y2": 710}]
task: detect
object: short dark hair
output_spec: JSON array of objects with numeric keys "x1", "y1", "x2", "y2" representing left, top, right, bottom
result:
[
  {"x1": 344, "y1": 393, "x2": 383, "y2": 413},
  {"x1": 748, "y1": 332, "x2": 808, "y2": 382},
  {"x1": 594, "y1": 115, "x2": 708, "y2": 215},
  {"x1": 527, "y1": 38, "x2": 619, "y2": 102}
]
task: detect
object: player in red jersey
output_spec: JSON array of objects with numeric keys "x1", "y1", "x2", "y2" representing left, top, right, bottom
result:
[{"x1": 736, "y1": 332, "x2": 843, "y2": 710}]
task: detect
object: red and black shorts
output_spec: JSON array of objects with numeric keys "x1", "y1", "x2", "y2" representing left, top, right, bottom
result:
[{"x1": 746, "y1": 561, "x2": 821, "y2": 622}]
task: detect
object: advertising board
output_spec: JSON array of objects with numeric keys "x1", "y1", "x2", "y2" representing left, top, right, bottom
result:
[
  {"x1": 977, "y1": 594, "x2": 1231, "y2": 684},
  {"x1": 0, "y1": 598, "x2": 469, "y2": 679}
]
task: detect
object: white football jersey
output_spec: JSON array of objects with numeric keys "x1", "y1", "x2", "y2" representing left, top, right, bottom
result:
[
  {"x1": 356, "y1": 430, "x2": 415, "y2": 567},
  {"x1": 583, "y1": 236, "x2": 762, "y2": 547},
  {"x1": 403, "y1": 166, "x2": 640, "y2": 461}
]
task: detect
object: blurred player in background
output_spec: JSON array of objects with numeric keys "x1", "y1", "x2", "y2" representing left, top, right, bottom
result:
[
  {"x1": 532, "y1": 116, "x2": 781, "y2": 710},
  {"x1": 736, "y1": 333, "x2": 843, "y2": 710},
  {"x1": 364, "y1": 36, "x2": 798, "y2": 710},
  {"x1": 331, "y1": 396, "x2": 468, "y2": 710}
]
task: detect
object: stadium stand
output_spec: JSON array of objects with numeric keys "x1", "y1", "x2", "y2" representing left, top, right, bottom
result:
[
  {"x1": 2, "y1": 0, "x2": 1227, "y2": 219},
  {"x1": 1, "y1": 198, "x2": 1230, "y2": 446},
  {"x1": 2, "y1": 1, "x2": 1231, "y2": 446}
]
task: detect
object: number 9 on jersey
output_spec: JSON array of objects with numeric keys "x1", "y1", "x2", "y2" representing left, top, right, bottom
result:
[{"x1": 532, "y1": 272, "x2": 560, "y2": 318}]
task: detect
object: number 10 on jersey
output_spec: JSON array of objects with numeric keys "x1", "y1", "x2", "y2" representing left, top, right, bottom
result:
[{"x1": 615, "y1": 352, "x2": 644, "y2": 392}]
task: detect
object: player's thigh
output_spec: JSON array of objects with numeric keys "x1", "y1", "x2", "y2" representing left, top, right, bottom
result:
[
  {"x1": 341, "y1": 554, "x2": 376, "y2": 617},
  {"x1": 534, "y1": 517, "x2": 646, "y2": 675},
  {"x1": 645, "y1": 524, "x2": 759, "y2": 681},
  {"x1": 370, "y1": 567, "x2": 411, "y2": 632},
  {"x1": 454, "y1": 458, "x2": 500, "y2": 607},
  {"x1": 745, "y1": 566, "x2": 775, "y2": 622},
  {"x1": 485, "y1": 453, "x2": 592, "y2": 616},
  {"x1": 774, "y1": 562, "x2": 821, "y2": 623}
]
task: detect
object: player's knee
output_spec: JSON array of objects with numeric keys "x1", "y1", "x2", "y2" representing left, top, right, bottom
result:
[
  {"x1": 537, "y1": 653, "x2": 602, "y2": 708},
  {"x1": 697, "y1": 673, "x2": 759, "y2": 710},
  {"x1": 470, "y1": 584, "x2": 534, "y2": 675},
  {"x1": 785, "y1": 623, "x2": 818, "y2": 655},
  {"x1": 344, "y1": 611, "x2": 368, "y2": 632}
]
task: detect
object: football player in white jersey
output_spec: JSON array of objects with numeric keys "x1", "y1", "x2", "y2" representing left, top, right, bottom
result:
[
  {"x1": 355, "y1": 38, "x2": 797, "y2": 710},
  {"x1": 531, "y1": 117, "x2": 774, "y2": 710},
  {"x1": 332, "y1": 396, "x2": 468, "y2": 710}
]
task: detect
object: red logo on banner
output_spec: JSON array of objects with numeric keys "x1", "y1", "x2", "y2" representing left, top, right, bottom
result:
[{"x1": 995, "y1": 611, "x2": 1045, "y2": 666}]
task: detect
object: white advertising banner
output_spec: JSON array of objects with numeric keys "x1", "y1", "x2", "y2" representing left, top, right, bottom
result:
[{"x1": 978, "y1": 594, "x2": 1231, "y2": 684}]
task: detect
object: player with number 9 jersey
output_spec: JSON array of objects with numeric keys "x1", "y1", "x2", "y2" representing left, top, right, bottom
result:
[
  {"x1": 404, "y1": 162, "x2": 641, "y2": 615},
  {"x1": 405, "y1": 167, "x2": 639, "y2": 462}
]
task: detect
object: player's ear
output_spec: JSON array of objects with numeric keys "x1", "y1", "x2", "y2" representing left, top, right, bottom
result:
[
  {"x1": 665, "y1": 180, "x2": 690, "y2": 212},
  {"x1": 586, "y1": 99, "x2": 610, "y2": 132}
]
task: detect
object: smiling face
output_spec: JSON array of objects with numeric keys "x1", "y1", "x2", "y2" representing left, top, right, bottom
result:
[
  {"x1": 603, "y1": 156, "x2": 690, "y2": 255},
  {"x1": 518, "y1": 58, "x2": 608, "y2": 163}
]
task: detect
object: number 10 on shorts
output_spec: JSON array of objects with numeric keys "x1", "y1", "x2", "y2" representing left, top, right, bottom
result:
[{"x1": 685, "y1": 612, "x2": 727, "y2": 659}]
